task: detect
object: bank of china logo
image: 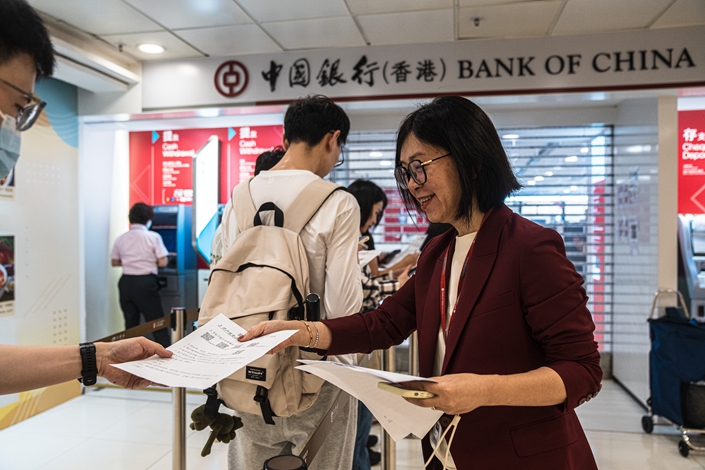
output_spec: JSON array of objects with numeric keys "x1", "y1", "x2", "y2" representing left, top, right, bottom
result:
[{"x1": 214, "y1": 61, "x2": 249, "y2": 98}]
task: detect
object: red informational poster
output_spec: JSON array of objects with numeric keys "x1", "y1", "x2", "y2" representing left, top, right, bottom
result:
[
  {"x1": 678, "y1": 110, "x2": 705, "y2": 214},
  {"x1": 129, "y1": 124, "x2": 283, "y2": 206}
]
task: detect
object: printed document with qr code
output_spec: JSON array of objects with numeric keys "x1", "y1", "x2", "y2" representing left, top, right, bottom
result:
[{"x1": 112, "y1": 313, "x2": 296, "y2": 389}]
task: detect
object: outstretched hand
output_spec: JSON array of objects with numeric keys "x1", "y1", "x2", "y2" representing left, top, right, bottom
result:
[
  {"x1": 237, "y1": 320, "x2": 309, "y2": 354},
  {"x1": 95, "y1": 337, "x2": 173, "y2": 389}
]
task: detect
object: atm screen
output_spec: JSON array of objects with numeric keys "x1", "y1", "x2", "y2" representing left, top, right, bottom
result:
[
  {"x1": 692, "y1": 217, "x2": 705, "y2": 256},
  {"x1": 154, "y1": 228, "x2": 176, "y2": 253}
]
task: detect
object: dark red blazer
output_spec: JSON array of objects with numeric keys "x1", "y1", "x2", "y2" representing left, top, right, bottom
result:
[{"x1": 324, "y1": 204, "x2": 602, "y2": 469}]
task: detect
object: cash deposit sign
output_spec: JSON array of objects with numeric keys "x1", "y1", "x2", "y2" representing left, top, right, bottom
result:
[{"x1": 678, "y1": 110, "x2": 705, "y2": 214}]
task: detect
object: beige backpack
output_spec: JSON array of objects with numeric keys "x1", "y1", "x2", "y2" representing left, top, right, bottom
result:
[{"x1": 198, "y1": 177, "x2": 342, "y2": 424}]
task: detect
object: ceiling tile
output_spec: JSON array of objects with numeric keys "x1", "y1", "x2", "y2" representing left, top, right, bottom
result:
[
  {"x1": 101, "y1": 31, "x2": 202, "y2": 61},
  {"x1": 458, "y1": 2, "x2": 562, "y2": 39},
  {"x1": 262, "y1": 17, "x2": 366, "y2": 50},
  {"x1": 347, "y1": 0, "x2": 452, "y2": 15},
  {"x1": 175, "y1": 24, "x2": 282, "y2": 57},
  {"x1": 459, "y1": 0, "x2": 556, "y2": 5},
  {"x1": 236, "y1": 0, "x2": 349, "y2": 22},
  {"x1": 123, "y1": 0, "x2": 252, "y2": 30},
  {"x1": 652, "y1": 0, "x2": 705, "y2": 28},
  {"x1": 358, "y1": 10, "x2": 454, "y2": 45},
  {"x1": 553, "y1": 0, "x2": 674, "y2": 34},
  {"x1": 29, "y1": 0, "x2": 162, "y2": 35}
]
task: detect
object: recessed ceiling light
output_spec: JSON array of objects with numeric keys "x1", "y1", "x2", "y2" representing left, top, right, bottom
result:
[
  {"x1": 138, "y1": 43, "x2": 166, "y2": 54},
  {"x1": 369, "y1": 151, "x2": 383, "y2": 157},
  {"x1": 534, "y1": 175, "x2": 544, "y2": 181},
  {"x1": 565, "y1": 156, "x2": 578, "y2": 162},
  {"x1": 503, "y1": 134, "x2": 519, "y2": 139},
  {"x1": 527, "y1": 180, "x2": 536, "y2": 186},
  {"x1": 570, "y1": 185, "x2": 579, "y2": 191},
  {"x1": 580, "y1": 147, "x2": 589, "y2": 153},
  {"x1": 379, "y1": 160, "x2": 392, "y2": 166},
  {"x1": 545, "y1": 171, "x2": 553, "y2": 176}
]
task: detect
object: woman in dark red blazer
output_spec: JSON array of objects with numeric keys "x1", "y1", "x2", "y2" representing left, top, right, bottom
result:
[{"x1": 242, "y1": 96, "x2": 602, "y2": 469}]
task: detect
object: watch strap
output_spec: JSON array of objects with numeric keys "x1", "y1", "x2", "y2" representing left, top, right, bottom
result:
[{"x1": 78, "y1": 342, "x2": 98, "y2": 386}]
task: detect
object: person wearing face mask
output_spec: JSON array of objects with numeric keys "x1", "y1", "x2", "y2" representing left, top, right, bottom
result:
[
  {"x1": 0, "y1": 0, "x2": 173, "y2": 395},
  {"x1": 238, "y1": 96, "x2": 602, "y2": 470},
  {"x1": 111, "y1": 202, "x2": 171, "y2": 348}
]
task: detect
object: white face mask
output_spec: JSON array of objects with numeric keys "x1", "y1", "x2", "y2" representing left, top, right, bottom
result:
[{"x1": 0, "y1": 110, "x2": 21, "y2": 181}]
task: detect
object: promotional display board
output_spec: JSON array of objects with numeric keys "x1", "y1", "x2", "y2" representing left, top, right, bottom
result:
[
  {"x1": 129, "y1": 124, "x2": 283, "y2": 207},
  {"x1": 678, "y1": 110, "x2": 705, "y2": 214}
]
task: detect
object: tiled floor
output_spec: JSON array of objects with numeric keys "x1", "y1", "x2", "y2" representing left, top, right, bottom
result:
[{"x1": 1, "y1": 380, "x2": 705, "y2": 469}]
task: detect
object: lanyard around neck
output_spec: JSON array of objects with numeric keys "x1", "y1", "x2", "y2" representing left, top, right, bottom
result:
[{"x1": 439, "y1": 208, "x2": 493, "y2": 342}]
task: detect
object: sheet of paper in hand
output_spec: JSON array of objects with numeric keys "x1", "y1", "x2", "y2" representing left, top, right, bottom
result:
[{"x1": 112, "y1": 313, "x2": 296, "y2": 389}]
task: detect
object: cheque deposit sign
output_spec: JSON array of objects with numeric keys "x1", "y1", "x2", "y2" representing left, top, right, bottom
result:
[
  {"x1": 678, "y1": 110, "x2": 705, "y2": 214},
  {"x1": 129, "y1": 125, "x2": 283, "y2": 206}
]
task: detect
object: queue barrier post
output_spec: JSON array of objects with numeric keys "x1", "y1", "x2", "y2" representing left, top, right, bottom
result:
[
  {"x1": 382, "y1": 347, "x2": 397, "y2": 470},
  {"x1": 172, "y1": 307, "x2": 187, "y2": 470}
]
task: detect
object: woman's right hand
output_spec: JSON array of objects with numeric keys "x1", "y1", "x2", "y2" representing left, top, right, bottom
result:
[
  {"x1": 397, "y1": 264, "x2": 413, "y2": 287},
  {"x1": 238, "y1": 320, "x2": 310, "y2": 354}
]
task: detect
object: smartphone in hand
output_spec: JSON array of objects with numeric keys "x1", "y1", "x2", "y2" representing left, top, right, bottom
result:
[{"x1": 377, "y1": 382, "x2": 436, "y2": 398}]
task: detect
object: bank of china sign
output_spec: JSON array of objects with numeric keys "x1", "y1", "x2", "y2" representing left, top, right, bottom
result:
[{"x1": 143, "y1": 26, "x2": 704, "y2": 110}]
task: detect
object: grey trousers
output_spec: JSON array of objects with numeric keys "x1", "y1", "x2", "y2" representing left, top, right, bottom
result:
[{"x1": 228, "y1": 382, "x2": 358, "y2": 470}]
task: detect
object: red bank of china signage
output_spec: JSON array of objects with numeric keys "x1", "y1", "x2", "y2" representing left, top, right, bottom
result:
[
  {"x1": 143, "y1": 26, "x2": 704, "y2": 109},
  {"x1": 678, "y1": 110, "x2": 705, "y2": 214},
  {"x1": 129, "y1": 125, "x2": 283, "y2": 207}
]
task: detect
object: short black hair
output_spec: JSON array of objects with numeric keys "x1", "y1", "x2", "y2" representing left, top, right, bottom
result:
[
  {"x1": 347, "y1": 179, "x2": 388, "y2": 231},
  {"x1": 395, "y1": 96, "x2": 520, "y2": 222},
  {"x1": 0, "y1": 0, "x2": 55, "y2": 79},
  {"x1": 254, "y1": 146, "x2": 285, "y2": 175},
  {"x1": 284, "y1": 95, "x2": 350, "y2": 148},
  {"x1": 129, "y1": 203, "x2": 154, "y2": 225}
]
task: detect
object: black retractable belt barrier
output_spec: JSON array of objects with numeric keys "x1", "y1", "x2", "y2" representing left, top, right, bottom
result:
[{"x1": 94, "y1": 309, "x2": 199, "y2": 343}]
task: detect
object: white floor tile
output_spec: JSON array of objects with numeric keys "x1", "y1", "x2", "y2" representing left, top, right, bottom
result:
[
  {"x1": 35, "y1": 438, "x2": 170, "y2": 470},
  {"x1": 2, "y1": 379, "x2": 705, "y2": 469}
]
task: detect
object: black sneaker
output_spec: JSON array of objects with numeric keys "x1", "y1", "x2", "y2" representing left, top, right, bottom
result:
[
  {"x1": 367, "y1": 435, "x2": 378, "y2": 448},
  {"x1": 369, "y1": 449, "x2": 381, "y2": 466}
]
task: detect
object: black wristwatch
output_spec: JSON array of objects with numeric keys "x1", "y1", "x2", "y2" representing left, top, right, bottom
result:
[{"x1": 78, "y1": 342, "x2": 98, "y2": 386}]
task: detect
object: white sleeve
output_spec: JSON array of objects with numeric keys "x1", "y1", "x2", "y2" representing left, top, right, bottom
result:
[
  {"x1": 323, "y1": 195, "x2": 362, "y2": 365},
  {"x1": 110, "y1": 238, "x2": 121, "y2": 260},
  {"x1": 153, "y1": 233, "x2": 169, "y2": 259}
]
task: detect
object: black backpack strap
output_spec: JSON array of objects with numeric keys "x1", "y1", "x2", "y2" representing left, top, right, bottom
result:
[
  {"x1": 284, "y1": 179, "x2": 344, "y2": 233},
  {"x1": 254, "y1": 386, "x2": 276, "y2": 425}
]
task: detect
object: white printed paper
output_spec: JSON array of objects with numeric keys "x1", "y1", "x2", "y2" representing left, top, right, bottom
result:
[
  {"x1": 382, "y1": 235, "x2": 425, "y2": 269},
  {"x1": 112, "y1": 313, "x2": 296, "y2": 389},
  {"x1": 297, "y1": 360, "x2": 442, "y2": 442},
  {"x1": 358, "y1": 250, "x2": 382, "y2": 268}
]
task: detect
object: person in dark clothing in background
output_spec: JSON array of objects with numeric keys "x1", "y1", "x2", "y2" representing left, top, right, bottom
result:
[
  {"x1": 111, "y1": 202, "x2": 171, "y2": 348},
  {"x1": 254, "y1": 146, "x2": 285, "y2": 176}
]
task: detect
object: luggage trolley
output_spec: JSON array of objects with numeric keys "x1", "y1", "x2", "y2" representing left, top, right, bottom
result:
[{"x1": 642, "y1": 289, "x2": 705, "y2": 457}]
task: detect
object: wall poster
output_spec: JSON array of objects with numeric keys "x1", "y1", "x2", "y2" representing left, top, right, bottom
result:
[{"x1": 0, "y1": 236, "x2": 14, "y2": 316}]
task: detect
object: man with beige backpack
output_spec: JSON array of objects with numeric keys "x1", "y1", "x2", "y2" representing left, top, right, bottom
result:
[{"x1": 200, "y1": 95, "x2": 362, "y2": 470}]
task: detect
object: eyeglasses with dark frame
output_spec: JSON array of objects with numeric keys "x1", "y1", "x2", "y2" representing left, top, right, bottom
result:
[
  {"x1": 333, "y1": 132, "x2": 345, "y2": 167},
  {"x1": 394, "y1": 153, "x2": 451, "y2": 188},
  {"x1": 0, "y1": 77, "x2": 46, "y2": 132}
]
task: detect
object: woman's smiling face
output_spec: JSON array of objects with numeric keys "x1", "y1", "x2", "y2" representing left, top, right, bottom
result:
[{"x1": 399, "y1": 133, "x2": 463, "y2": 226}]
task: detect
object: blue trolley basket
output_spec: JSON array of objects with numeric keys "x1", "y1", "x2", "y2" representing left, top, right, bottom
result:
[{"x1": 642, "y1": 289, "x2": 705, "y2": 457}]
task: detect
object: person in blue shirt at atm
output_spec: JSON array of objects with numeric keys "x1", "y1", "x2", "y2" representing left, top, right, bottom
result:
[{"x1": 111, "y1": 202, "x2": 171, "y2": 347}]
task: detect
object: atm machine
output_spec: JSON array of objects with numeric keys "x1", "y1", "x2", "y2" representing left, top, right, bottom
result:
[
  {"x1": 151, "y1": 205, "x2": 198, "y2": 313},
  {"x1": 677, "y1": 214, "x2": 705, "y2": 321}
]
